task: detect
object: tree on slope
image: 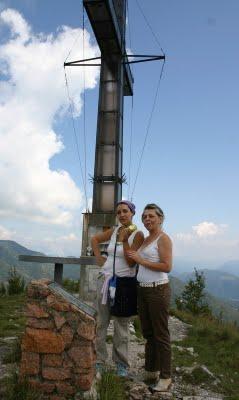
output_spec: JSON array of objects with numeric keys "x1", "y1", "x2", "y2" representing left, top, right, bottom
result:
[{"x1": 176, "y1": 268, "x2": 211, "y2": 315}]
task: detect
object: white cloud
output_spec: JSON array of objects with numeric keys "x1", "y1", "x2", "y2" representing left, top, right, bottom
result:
[
  {"x1": 1, "y1": 8, "x2": 30, "y2": 42},
  {"x1": 192, "y1": 221, "x2": 227, "y2": 238},
  {"x1": 176, "y1": 221, "x2": 228, "y2": 243},
  {"x1": 176, "y1": 232, "x2": 193, "y2": 242},
  {"x1": 173, "y1": 221, "x2": 237, "y2": 263},
  {"x1": 0, "y1": 224, "x2": 15, "y2": 239},
  {"x1": 42, "y1": 232, "x2": 81, "y2": 256},
  {"x1": 0, "y1": 8, "x2": 99, "y2": 225}
]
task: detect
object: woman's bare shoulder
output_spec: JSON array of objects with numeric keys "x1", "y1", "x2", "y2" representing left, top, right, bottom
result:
[
  {"x1": 158, "y1": 232, "x2": 172, "y2": 246},
  {"x1": 135, "y1": 230, "x2": 144, "y2": 238}
]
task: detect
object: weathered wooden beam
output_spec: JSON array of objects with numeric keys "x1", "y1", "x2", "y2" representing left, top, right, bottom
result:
[
  {"x1": 18, "y1": 255, "x2": 97, "y2": 287},
  {"x1": 18, "y1": 255, "x2": 96, "y2": 265},
  {"x1": 54, "y1": 263, "x2": 63, "y2": 285}
]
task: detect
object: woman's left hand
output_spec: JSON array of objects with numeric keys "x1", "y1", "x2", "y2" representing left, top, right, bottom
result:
[
  {"x1": 118, "y1": 227, "x2": 131, "y2": 242},
  {"x1": 126, "y1": 250, "x2": 142, "y2": 264}
]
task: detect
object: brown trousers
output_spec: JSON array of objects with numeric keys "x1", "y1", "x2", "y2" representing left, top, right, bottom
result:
[{"x1": 138, "y1": 283, "x2": 171, "y2": 378}]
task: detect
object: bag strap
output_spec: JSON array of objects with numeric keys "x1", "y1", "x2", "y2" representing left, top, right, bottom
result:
[
  {"x1": 112, "y1": 229, "x2": 118, "y2": 277},
  {"x1": 112, "y1": 227, "x2": 138, "y2": 277}
]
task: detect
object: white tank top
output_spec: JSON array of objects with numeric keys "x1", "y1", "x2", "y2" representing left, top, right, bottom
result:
[
  {"x1": 102, "y1": 226, "x2": 138, "y2": 277},
  {"x1": 137, "y1": 234, "x2": 169, "y2": 284}
]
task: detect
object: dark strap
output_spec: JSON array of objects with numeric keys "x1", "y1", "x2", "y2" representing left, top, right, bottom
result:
[
  {"x1": 112, "y1": 230, "x2": 118, "y2": 277},
  {"x1": 112, "y1": 227, "x2": 138, "y2": 278}
]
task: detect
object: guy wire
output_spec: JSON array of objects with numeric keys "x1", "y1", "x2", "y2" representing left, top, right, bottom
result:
[
  {"x1": 135, "y1": 0, "x2": 165, "y2": 56},
  {"x1": 130, "y1": 58, "x2": 165, "y2": 201},
  {"x1": 82, "y1": 3, "x2": 89, "y2": 212},
  {"x1": 64, "y1": 67, "x2": 89, "y2": 210}
]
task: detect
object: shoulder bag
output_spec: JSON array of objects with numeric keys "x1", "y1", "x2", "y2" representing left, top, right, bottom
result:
[{"x1": 108, "y1": 233, "x2": 138, "y2": 317}]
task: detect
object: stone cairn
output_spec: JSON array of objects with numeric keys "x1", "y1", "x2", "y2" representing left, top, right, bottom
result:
[{"x1": 20, "y1": 279, "x2": 96, "y2": 400}]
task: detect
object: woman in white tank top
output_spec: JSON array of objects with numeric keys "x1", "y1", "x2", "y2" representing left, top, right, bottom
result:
[
  {"x1": 127, "y1": 203, "x2": 173, "y2": 392},
  {"x1": 91, "y1": 200, "x2": 144, "y2": 378}
]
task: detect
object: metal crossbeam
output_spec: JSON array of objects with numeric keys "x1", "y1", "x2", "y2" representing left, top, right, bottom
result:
[{"x1": 64, "y1": 54, "x2": 165, "y2": 67}]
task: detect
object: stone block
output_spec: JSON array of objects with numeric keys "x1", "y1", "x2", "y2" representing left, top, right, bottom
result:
[
  {"x1": 47, "y1": 295, "x2": 70, "y2": 312},
  {"x1": 68, "y1": 345, "x2": 95, "y2": 369},
  {"x1": 20, "y1": 352, "x2": 39, "y2": 375},
  {"x1": 77, "y1": 320, "x2": 95, "y2": 341},
  {"x1": 62, "y1": 354, "x2": 74, "y2": 369},
  {"x1": 54, "y1": 314, "x2": 66, "y2": 330},
  {"x1": 27, "y1": 318, "x2": 54, "y2": 330},
  {"x1": 56, "y1": 382, "x2": 76, "y2": 395},
  {"x1": 27, "y1": 280, "x2": 51, "y2": 298},
  {"x1": 42, "y1": 367, "x2": 71, "y2": 381},
  {"x1": 60, "y1": 324, "x2": 74, "y2": 349},
  {"x1": 43, "y1": 354, "x2": 63, "y2": 367},
  {"x1": 28, "y1": 378, "x2": 55, "y2": 393},
  {"x1": 75, "y1": 369, "x2": 95, "y2": 391},
  {"x1": 26, "y1": 303, "x2": 49, "y2": 318},
  {"x1": 21, "y1": 328, "x2": 64, "y2": 353}
]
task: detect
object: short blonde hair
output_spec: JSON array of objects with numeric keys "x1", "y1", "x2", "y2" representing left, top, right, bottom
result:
[{"x1": 142, "y1": 203, "x2": 165, "y2": 223}]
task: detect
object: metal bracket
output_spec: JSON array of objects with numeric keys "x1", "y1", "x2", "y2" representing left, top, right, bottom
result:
[{"x1": 90, "y1": 174, "x2": 126, "y2": 184}]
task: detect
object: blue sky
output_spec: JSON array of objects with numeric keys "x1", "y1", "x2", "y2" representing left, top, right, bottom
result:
[{"x1": 0, "y1": 0, "x2": 238, "y2": 268}]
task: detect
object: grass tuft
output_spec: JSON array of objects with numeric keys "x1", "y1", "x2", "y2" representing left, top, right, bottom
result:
[
  {"x1": 97, "y1": 369, "x2": 126, "y2": 400},
  {"x1": 132, "y1": 316, "x2": 143, "y2": 339},
  {"x1": 3, "y1": 337, "x2": 22, "y2": 364},
  {"x1": 0, "y1": 293, "x2": 26, "y2": 337},
  {"x1": 183, "y1": 366, "x2": 213, "y2": 385}
]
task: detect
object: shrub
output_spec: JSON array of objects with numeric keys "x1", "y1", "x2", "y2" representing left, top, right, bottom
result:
[
  {"x1": 0, "y1": 281, "x2": 6, "y2": 296},
  {"x1": 8, "y1": 267, "x2": 25, "y2": 295},
  {"x1": 62, "y1": 278, "x2": 80, "y2": 293},
  {"x1": 175, "y1": 268, "x2": 211, "y2": 315}
]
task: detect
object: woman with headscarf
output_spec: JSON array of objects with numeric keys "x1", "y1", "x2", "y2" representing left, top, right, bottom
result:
[
  {"x1": 127, "y1": 203, "x2": 173, "y2": 392},
  {"x1": 91, "y1": 200, "x2": 144, "y2": 377}
]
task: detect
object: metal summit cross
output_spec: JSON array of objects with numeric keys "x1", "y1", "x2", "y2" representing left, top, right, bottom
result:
[
  {"x1": 19, "y1": 1, "x2": 131, "y2": 295},
  {"x1": 81, "y1": 0, "x2": 132, "y2": 298}
]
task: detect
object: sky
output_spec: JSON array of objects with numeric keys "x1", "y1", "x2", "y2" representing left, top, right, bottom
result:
[{"x1": 0, "y1": 0, "x2": 238, "y2": 268}]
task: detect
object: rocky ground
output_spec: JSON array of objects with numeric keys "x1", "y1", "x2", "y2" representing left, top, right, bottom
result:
[
  {"x1": 0, "y1": 336, "x2": 17, "y2": 382},
  {"x1": 105, "y1": 316, "x2": 224, "y2": 400}
]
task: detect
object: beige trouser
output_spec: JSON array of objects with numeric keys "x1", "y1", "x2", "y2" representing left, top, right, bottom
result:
[{"x1": 95, "y1": 273, "x2": 130, "y2": 367}]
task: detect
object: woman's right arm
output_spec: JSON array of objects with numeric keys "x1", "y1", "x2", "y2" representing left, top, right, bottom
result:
[{"x1": 91, "y1": 228, "x2": 114, "y2": 267}]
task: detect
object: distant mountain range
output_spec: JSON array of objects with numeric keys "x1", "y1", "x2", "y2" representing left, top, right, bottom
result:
[
  {"x1": 1, "y1": 240, "x2": 239, "y2": 325},
  {"x1": 173, "y1": 258, "x2": 239, "y2": 277},
  {"x1": 218, "y1": 260, "x2": 239, "y2": 277}
]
